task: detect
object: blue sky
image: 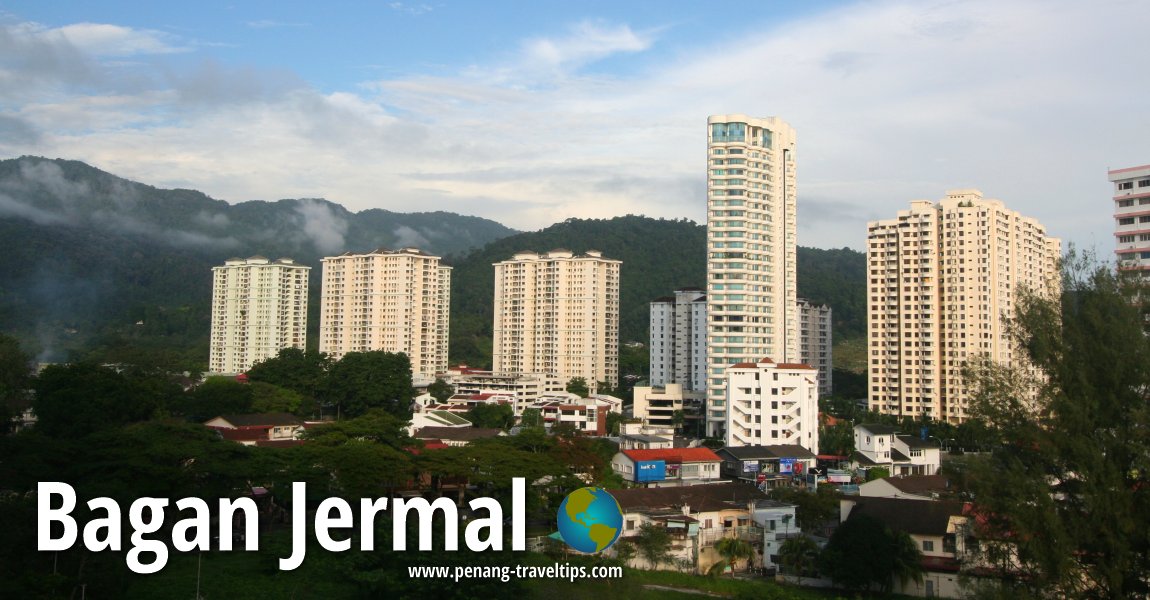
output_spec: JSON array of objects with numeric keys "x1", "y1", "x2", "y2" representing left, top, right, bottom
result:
[{"x1": 1, "y1": 0, "x2": 1147, "y2": 252}]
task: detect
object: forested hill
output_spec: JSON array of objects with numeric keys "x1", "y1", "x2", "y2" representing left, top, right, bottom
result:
[
  {"x1": 447, "y1": 216, "x2": 708, "y2": 366},
  {"x1": 0, "y1": 156, "x2": 865, "y2": 372},
  {"x1": 446, "y1": 216, "x2": 867, "y2": 368},
  {"x1": 0, "y1": 156, "x2": 516, "y2": 365}
]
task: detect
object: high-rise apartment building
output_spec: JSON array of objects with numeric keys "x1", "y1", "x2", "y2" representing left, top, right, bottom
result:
[
  {"x1": 649, "y1": 288, "x2": 707, "y2": 391},
  {"x1": 724, "y1": 358, "x2": 819, "y2": 453},
  {"x1": 319, "y1": 247, "x2": 451, "y2": 380},
  {"x1": 797, "y1": 299, "x2": 833, "y2": 396},
  {"x1": 1111, "y1": 164, "x2": 1150, "y2": 270},
  {"x1": 705, "y1": 114, "x2": 798, "y2": 437},
  {"x1": 209, "y1": 256, "x2": 309, "y2": 374},
  {"x1": 493, "y1": 249, "x2": 621, "y2": 391},
  {"x1": 866, "y1": 190, "x2": 1060, "y2": 424}
]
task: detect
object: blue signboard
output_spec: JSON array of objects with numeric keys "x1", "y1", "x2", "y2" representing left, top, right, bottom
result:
[
  {"x1": 779, "y1": 458, "x2": 795, "y2": 474},
  {"x1": 636, "y1": 460, "x2": 666, "y2": 483}
]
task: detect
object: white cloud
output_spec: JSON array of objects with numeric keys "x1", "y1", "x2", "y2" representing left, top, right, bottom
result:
[
  {"x1": 1, "y1": 0, "x2": 1147, "y2": 255},
  {"x1": 46, "y1": 22, "x2": 185, "y2": 57}
]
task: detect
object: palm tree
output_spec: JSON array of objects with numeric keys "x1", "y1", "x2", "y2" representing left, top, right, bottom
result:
[
  {"x1": 779, "y1": 534, "x2": 820, "y2": 580},
  {"x1": 711, "y1": 537, "x2": 756, "y2": 577}
]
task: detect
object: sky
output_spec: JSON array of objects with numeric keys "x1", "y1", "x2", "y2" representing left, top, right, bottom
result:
[{"x1": 1, "y1": 0, "x2": 1147, "y2": 252}]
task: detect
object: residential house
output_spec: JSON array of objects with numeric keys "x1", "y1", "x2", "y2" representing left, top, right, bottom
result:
[
  {"x1": 840, "y1": 496, "x2": 975, "y2": 598},
  {"x1": 610, "y1": 482, "x2": 770, "y2": 574},
  {"x1": 611, "y1": 448, "x2": 723, "y2": 487},
  {"x1": 852, "y1": 424, "x2": 941, "y2": 476},
  {"x1": 859, "y1": 474, "x2": 955, "y2": 501},
  {"x1": 204, "y1": 413, "x2": 304, "y2": 446}
]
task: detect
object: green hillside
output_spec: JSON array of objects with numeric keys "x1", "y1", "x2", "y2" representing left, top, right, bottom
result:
[{"x1": 0, "y1": 157, "x2": 867, "y2": 375}]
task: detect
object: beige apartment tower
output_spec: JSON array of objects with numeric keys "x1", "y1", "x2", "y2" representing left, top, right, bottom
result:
[
  {"x1": 866, "y1": 190, "x2": 1060, "y2": 424},
  {"x1": 319, "y1": 247, "x2": 451, "y2": 380},
  {"x1": 209, "y1": 256, "x2": 310, "y2": 374},
  {"x1": 705, "y1": 115, "x2": 798, "y2": 437},
  {"x1": 493, "y1": 249, "x2": 621, "y2": 391}
]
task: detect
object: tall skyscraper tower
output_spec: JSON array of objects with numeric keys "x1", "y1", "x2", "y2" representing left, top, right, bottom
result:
[
  {"x1": 866, "y1": 190, "x2": 1060, "y2": 424},
  {"x1": 209, "y1": 256, "x2": 310, "y2": 374},
  {"x1": 649, "y1": 287, "x2": 707, "y2": 391},
  {"x1": 319, "y1": 247, "x2": 451, "y2": 380},
  {"x1": 705, "y1": 114, "x2": 798, "y2": 438},
  {"x1": 493, "y1": 249, "x2": 621, "y2": 391},
  {"x1": 1111, "y1": 164, "x2": 1150, "y2": 271}
]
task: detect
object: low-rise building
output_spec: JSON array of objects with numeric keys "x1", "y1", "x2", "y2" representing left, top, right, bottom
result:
[
  {"x1": 632, "y1": 383, "x2": 704, "y2": 430},
  {"x1": 407, "y1": 410, "x2": 473, "y2": 436},
  {"x1": 611, "y1": 448, "x2": 723, "y2": 487},
  {"x1": 204, "y1": 413, "x2": 304, "y2": 446},
  {"x1": 852, "y1": 424, "x2": 941, "y2": 476},
  {"x1": 859, "y1": 474, "x2": 955, "y2": 501},
  {"x1": 839, "y1": 496, "x2": 974, "y2": 598},
  {"x1": 715, "y1": 445, "x2": 817, "y2": 489},
  {"x1": 443, "y1": 368, "x2": 565, "y2": 413},
  {"x1": 412, "y1": 426, "x2": 505, "y2": 447},
  {"x1": 618, "y1": 434, "x2": 674, "y2": 451},
  {"x1": 610, "y1": 482, "x2": 770, "y2": 573}
]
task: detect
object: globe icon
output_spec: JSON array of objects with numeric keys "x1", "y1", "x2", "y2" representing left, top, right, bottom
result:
[{"x1": 556, "y1": 487, "x2": 623, "y2": 553}]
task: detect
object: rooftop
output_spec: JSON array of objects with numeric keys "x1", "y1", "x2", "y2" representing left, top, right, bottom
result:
[
  {"x1": 621, "y1": 447, "x2": 721, "y2": 463},
  {"x1": 845, "y1": 497, "x2": 967, "y2": 536},
  {"x1": 717, "y1": 445, "x2": 816, "y2": 461},
  {"x1": 610, "y1": 482, "x2": 769, "y2": 514}
]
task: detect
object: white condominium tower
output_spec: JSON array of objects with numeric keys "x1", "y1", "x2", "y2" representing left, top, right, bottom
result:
[
  {"x1": 1110, "y1": 163, "x2": 1150, "y2": 271},
  {"x1": 649, "y1": 287, "x2": 707, "y2": 391},
  {"x1": 493, "y1": 249, "x2": 621, "y2": 391},
  {"x1": 705, "y1": 114, "x2": 798, "y2": 438},
  {"x1": 209, "y1": 256, "x2": 309, "y2": 374},
  {"x1": 319, "y1": 247, "x2": 451, "y2": 379},
  {"x1": 866, "y1": 190, "x2": 1060, "y2": 424}
]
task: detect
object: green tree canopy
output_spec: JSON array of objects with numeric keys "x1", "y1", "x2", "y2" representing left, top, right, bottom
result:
[
  {"x1": 819, "y1": 514, "x2": 922, "y2": 593},
  {"x1": 963, "y1": 257, "x2": 1150, "y2": 598},
  {"x1": 32, "y1": 363, "x2": 164, "y2": 438},
  {"x1": 566, "y1": 377, "x2": 590, "y2": 398},
  {"x1": 466, "y1": 402, "x2": 515, "y2": 430},
  {"x1": 324, "y1": 351, "x2": 415, "y2": 419}
]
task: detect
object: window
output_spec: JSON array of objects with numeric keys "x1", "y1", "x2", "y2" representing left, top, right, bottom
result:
[
  {"x1": 626, "y1": 520, "x2": 635, "y2": 531},
  {"x1": 1119, "y1": 217, "x2": 1135, "y2": 226},
  {"x1": 922, "y1": 540, "x2": 935, "y2": 552},
  {"x1": 1120, "y1": 199, "x2": 1135, "y2": 207},
  {"x1": 1119, "y1": 181, "x2": 1134, "y2": 190},
  {"x1": 1141, "y1": 179, "x2": 1150, "y2": 188},
  {"x1": 1140, "y1": 216, "x2": 1150, "y2": 223},
  {"x1": 1120, "y1": 235, "x2": 1136, "y2": 243}
]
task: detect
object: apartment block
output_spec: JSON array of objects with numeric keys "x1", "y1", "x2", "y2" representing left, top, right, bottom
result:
[
  {"x1": 706, "y1": 114, "x2": 798, "y2": 438},
  {"x1": 319, "y1": 247, "x2": 451, "y2": 379},
  {"x1": 724, "y1": 357, "x2": 819, "y2": 453},
  {"x1": 1110, "y1": 164, "x2": 1150, "y2": 270},
  {"x1": 797, "y1": 298, "x2": 833, "y2": 396},
  {"x1": 632, "y1": 383, "x2": 704, "y2": 430},
  {"x1": 492, "y1": 249, "x2": 621, "y2": 390},
  {"x1": 649, "y1": 288, "x2": 707, "y2": 391},
  {"x1": 209, "y1": 256, "x2": 309, "y2": 374},
  {"x1": 866, "y1": 190, "x2": 1060, "y2": 424}
]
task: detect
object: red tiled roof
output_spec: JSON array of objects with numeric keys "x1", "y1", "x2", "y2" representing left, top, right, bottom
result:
[{"x1": 622, "y1": 448, "x2": 721, "y2": 463}]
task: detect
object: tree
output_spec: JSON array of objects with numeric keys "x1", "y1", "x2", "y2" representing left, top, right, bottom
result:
[
  {"x1": 865, "y1": 466, "x2": 890, "y2": 482},
  {"x1": 779, "y1": 534, "x2": 820, "y2": 578},
  {"x1": 324, "y1": 351, "x2": 414, "y2": 419},
  {"x1": 819, "y1": 514, "x2": 922, "y2": 593},
  {"x1": 519, "y1": 408, "x2": 542, "y2": 428},
  {"x1": 818, "y1": 419, "x2": 855, "y2": 455},
  {"x1": 32, "y1": 363, "x2": 164, "y2": 438},
  {"x1": 466, "y1": 403, "x2": 515, "y2": 430},
  {"x1": 962, "y1": 256, "x2": 1150, "y2": 598},
  {"x1": 633, "y1": 523, "x2": 672, "y2": 569},
  {"x1": 249, "y1": 381, "x2": 304, "y2": 414},
  {"x1": 769, "y1": 486, "x2": 840, "y2": 531},
  {"x1": 711, "y1": 537, "x2": 755, "y2": 577},
  {"x1": 427, "y1": 378, "x2": 454, "y2": 402},
  {"x1": 0, "y1": 334, "x2": 31, "y2": 433},
  {"x1": 605, "y1": 411, "x2": 624, "y2": 435},
  {"x1": 566, "y1": 377, "x2": 590, "y2": 398},
  {"x1": 179, "y1": 376, "x2": 253, "y2": 422}
]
